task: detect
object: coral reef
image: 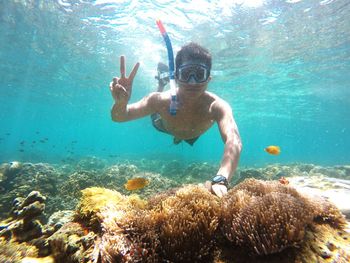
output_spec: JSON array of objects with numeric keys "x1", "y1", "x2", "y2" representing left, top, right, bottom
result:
[
  {"x1": 101, "y1": 168, "x2": 179, "y2": 197},
  {"x1": 182, "y1": 162, "x2": 218, "y2": 184},
  {"x1": 150, "y1": 185, "x2": 221, "y2": 262},
  {"x1": 160, "y1": 160, "x2": 185, "y2": 177},
  {"x1": 48, "y1": 185, "x2": 221, "y2": 262},
  {"x1": 0, "y1": 161, "x2": 180, "y2": 220},
  {"x1": 1, "y1": 160, "x2": 350, "y2": 262},
  {"x1": 220, "y1": 178, "x2": 347, "y2": 256},
  {"x1": 288, "y1": 175, "x2": 350, "y2": 219},
  {"x1": 237, "y1": 163, "x2": 350, "y2": 184},
  {"x1": 76, "y1": 156, "x2": 108, "y2": 171},
  {"x1": 75, "y1": 187, "x2": 146, "y2": 229},
  {"x1": 49, "y1": 181, "x2": 350, "y2": 262},
  {"x1": 0, "y1": 191, "x2": 55, "y2": 262},
  {"x1": 51, "y1": 187, "x2": 151, "y2": 262},
  {"x1": 0, "y1": 162, "x2": 66, "y2": 217},
  {"x1": 0, "y1": 238, "x2": 39, "y2": 263},
  {"x1": 0, "y1": 191, "x2": 46, "y2": 242},
  {"x1": 296, "y1": 223, "x2": 350, "y2": 263},
  {"x1": 47, "y1": 210, "x2": 75, "y2": 231},
  {"x1": 48, "y1": 221, "x2": 95, "y2": 262}
]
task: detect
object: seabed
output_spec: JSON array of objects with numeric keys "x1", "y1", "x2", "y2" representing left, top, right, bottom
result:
[{"x1": 0, "y1": 160, "x2": 350, "y2": 262}]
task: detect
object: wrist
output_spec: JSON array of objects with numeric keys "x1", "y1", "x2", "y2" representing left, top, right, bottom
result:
[
  {"x1": 211, "y1": 175, "x2": 228, "y2": 187},
  {"x1": 113, "y1": 100, "x2": 127, "y2": 109},
  {"x1": 111, "y1": 103, "x2": 128, "y2": 122}
]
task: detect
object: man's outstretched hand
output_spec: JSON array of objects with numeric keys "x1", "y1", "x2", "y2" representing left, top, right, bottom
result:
[
  {"x1": 110, "y1": 56, "x2": 140, "y2": 105},
  {"x1": 205, "y1": 181, "x2": 228, "y2": 198}
]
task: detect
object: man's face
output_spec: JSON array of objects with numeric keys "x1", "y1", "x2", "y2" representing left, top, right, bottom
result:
[{"x1": 176, "y1": 60, "x2": 211, "y2": 94}]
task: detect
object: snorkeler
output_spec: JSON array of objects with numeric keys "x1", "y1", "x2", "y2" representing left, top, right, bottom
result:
[
  {"x1": 151, "y1": 62, "x2": 198, "y2": 145},
  {"x1": 110, "y1": 42, "x2": 242, "y2": 197}
]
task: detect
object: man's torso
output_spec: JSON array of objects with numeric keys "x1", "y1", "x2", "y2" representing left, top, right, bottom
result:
[{"x1": 154, "y1": 91, "x2": 219, "y2": 140}]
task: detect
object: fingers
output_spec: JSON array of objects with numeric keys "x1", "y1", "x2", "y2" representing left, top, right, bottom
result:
[
  {"x1": 217, "y1": 190, "x2": 226, "y2": 198},
  {"x1": 115, "y1": 85, "x2": 127, "y2": 94},
  {"x1": 205, "y1": 181, "x2": 214, "y2": 193},
  {"x1": 110, "y1": 82, "x2": 127, "y2": 94},
  {"x1": 119, "y1": 56, "x2": 139, "y2": 81},
  {"x1": 129, "y1": 62, "x2": 140, "y2": 82},
  {"x1": 211, "y1": 184, "x2": 227, "y2": 198},
  {"x1": 214, "y1": 189, "x2": 223, "y2": 198},
  {"x1": 120, "y1": 56, "x2": 126, "y2": 78},
  {"x1": 111, "y1": 78, "x2": 127, "y2": 94}
]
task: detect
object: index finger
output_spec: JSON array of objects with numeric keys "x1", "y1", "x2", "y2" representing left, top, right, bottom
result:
[
  {"x1": 120, "y1": 56, "x2": 126, "y2": 78},
  {"x1": 128, "y1": 62, "x2": 140, "y2": 81}
]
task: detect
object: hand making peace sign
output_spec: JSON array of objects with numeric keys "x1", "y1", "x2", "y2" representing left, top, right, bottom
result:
[{"x1": 110, "y1": 56, "x2": 140, "y2": 105}]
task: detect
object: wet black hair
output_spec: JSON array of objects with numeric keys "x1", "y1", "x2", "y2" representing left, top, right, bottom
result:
[{"x1": 175, "y1": 42, "x2": 212, "y2": 75}]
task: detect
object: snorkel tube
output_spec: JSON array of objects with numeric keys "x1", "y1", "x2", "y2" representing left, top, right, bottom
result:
[{"x1": 156, "y1": 19, "x2": 177, "y2": 115}]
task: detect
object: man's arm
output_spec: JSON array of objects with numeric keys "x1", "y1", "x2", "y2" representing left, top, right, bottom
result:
[
  {"x1": 215, "y1": 101, "x2": 242, "y2": 181},
  {"x1": 111, "y1": 92, "x2": 160, "y2": 122},
  {"x1": 210, "y1": 99, "x2": 242, "y2": 196}
]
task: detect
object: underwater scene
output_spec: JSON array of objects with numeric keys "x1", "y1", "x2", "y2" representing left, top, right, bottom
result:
[{"x1": 0, "y1": 0, "x2": 350, "y2": 262}]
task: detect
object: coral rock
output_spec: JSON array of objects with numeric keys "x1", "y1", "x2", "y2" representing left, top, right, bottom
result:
[
  {"x1": 1, "y1": 191, "x2": 46, "y2": 242},
  {"x1": 48, "y1": 221, "x2": 93, "y2": 262}
]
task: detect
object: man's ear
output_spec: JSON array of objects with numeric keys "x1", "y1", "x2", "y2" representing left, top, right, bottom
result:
[{"x1": 208, "y1": 76, "x2": 212, "y2": 82}]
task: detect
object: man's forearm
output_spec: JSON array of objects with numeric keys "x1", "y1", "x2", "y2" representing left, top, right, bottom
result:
[
  {"x1": 111, "y1": 102, "x2": 128, "y2": 122},
  {"x1": 217, "y1": 139, "x2": 242, "y2": 181}
]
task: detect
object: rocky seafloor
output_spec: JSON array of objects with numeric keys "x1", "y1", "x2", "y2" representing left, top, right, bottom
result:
[{"x1": 0, "y1": 158, "x2": 350, "y2": 262}]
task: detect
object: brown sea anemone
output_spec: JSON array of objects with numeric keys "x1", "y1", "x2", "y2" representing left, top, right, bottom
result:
[
  {"x1": 220, "y1": 179, "x2": 332, "y2": 255},
  {"x1": 151, "y1": 185, "x2": 220, "y2": 262}
]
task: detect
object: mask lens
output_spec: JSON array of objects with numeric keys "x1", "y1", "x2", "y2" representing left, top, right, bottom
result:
[
  {"x1": 193, "y1": 65, "x2": 206, "y2": 82},
  {"x1": 178, "y1": 64, "x2": 208, "y2": 83},
  {"x1": 179, "y1": 67, "x2": 192, "y2": 82}
]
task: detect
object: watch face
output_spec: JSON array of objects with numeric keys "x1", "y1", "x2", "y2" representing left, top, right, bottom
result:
[{"x1": 213, "y1": 175, "x2": 225, "y2": 183}]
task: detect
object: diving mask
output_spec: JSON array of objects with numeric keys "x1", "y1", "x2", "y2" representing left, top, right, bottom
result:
[{"x1": 177, "y1": 64, "x2": 210, "y2": 84}]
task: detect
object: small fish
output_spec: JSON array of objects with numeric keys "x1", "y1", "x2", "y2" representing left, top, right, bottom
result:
[
  {"x1": 124, "y1": 178, "x2": 149, "y2": 191},
  {"x1": 83, "y1": 227, "x2": 89, "y2": 235},
  {"x1": 264, "y1": 145, "x2": 281, "y2": 155},
  {"x1": 279, "y1": 177, "x2": 289, "y2": 185}
]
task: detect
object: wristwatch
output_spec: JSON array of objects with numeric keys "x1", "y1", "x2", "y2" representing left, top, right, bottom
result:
[{"x1": 211, "y1": 175, "x2": 228, "y2": 187}]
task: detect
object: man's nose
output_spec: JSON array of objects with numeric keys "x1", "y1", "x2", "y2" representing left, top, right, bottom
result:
[{"x1": 188, "y1": 75, "x2": 197, "y2": 84}]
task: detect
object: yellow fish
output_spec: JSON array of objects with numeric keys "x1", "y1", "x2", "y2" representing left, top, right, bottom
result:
[
  {"x1": 264, "y1": 145, "x2": 281, "y2": 155},
  {"x1": 124, "y1": 177, "x2": 149, "y2": 191}
]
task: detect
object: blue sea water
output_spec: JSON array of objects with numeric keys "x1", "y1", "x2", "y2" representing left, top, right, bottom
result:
[{"x1": 0, "y1": 0, "x2": 349, "y2": 167}]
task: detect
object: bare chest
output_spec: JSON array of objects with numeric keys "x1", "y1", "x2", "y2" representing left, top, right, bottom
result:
[{"x1": 160, "y1": 107, "x2": 215, "y2": 139}]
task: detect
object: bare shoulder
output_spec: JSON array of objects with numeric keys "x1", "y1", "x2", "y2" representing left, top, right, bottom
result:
[
  {"x1": 147, "y1": 90, "x2": 170, "y2": 111},
  {"x1": 147, "y1": 91, "x2": 169, "y2": 102},
  {"x1": 206, "y1": 91, "x2": 233, "y2": 118},
  {"x1": 158, "y1": 90, "x2": 172, "y2": 101}
]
